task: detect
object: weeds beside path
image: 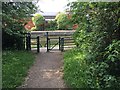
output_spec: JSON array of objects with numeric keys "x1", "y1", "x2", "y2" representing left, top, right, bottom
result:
[
  {"x1": 2, "y1": 51, "x2": 35, "y2": 88},
  {"x1": 20, "y1": 50, "x2": 66, "y2": 88}
]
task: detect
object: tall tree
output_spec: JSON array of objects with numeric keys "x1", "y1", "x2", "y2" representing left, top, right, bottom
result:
[
  {"x1": 2, "y1": 2, "x2": 37, "y2": 49},
  {"x1": 55, "y1": 12, "x2": 72, "y2": 30},
  {"x1": 32, "y1": 13, "x2": 45, "y2": 31}
]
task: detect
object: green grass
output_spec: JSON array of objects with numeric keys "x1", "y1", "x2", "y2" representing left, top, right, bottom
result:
[
  {"x1": 63, "y1": 48, "x2": 89, "y2": 88},
  {"x1": 2, "y1": 50, "x2": 35, "y2": 88}
]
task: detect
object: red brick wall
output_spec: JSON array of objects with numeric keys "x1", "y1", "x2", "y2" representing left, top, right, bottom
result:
[{"x1": 24, "y1": 20, "x2": 35, "y2": 30}]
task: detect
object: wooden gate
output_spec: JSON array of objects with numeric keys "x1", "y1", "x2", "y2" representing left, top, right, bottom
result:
[
  {"x1": 25, "y1": 30, "x2": 76, "y2": 52},
  {"x1": 46, "y1": 34, "x2": 65, "y2": 52},
  {"x1": 45, "y1": 31, "x2": 75, "y2": 52}
]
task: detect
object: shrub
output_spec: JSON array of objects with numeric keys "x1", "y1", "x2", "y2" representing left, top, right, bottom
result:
[
  {"x1": 64, "y1": 2, "x2": 120, "y2": 88},
  {"x1": 45, "y1": 20, "x2": 57, "y2": 30}
]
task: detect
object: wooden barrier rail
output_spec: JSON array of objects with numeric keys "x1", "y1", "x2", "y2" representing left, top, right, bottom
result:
[
  {"x1": 30, "y1": 30, "x2": 75, "y2": 37},
  {"x1": 25, "y1": 30, "x2": 76, "y2": 52}
]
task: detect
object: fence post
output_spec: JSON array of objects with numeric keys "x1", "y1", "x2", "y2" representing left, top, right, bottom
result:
[
  {"x1": 26, "y1": 33, "x2": 31, "y2": 51},
  {"x1": 22, "y1": 35, "x2": 26, "y2": 50},
  {"x1": 61, "y1": 38, "x2": 64, "y2": 51},
  {"x1": 37, "y1": 36, "x2": 40, "y2": 53},
  {"x1": 26, "y1": 34, "x2": 28, "y2": 50},
  {"x1": 59, "y1": 37, "x2": 61, "y2": 50},
  {"x1": 46, "y1": 32, "x2": 49, "y2": 52},
  {"x1": 28, "y1": 33, "x2": 31, "y2": 50}
]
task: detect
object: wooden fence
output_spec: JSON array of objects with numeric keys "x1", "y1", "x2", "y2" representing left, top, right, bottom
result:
[{"x1": 25, "y1": 30, "x2": 76, "y2": 52}]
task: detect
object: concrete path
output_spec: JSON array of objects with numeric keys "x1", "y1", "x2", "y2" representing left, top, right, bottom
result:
[{"x1": 20, "y1": 49, "x2": 66, "y2": 88}]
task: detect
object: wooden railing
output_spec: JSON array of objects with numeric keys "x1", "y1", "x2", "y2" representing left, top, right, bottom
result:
[{"x1": 25, "y1": 30, "x2": 76, "y2": 52}]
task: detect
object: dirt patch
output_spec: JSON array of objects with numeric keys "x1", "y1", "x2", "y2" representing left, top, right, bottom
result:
[{"x1": 20, "y1": 50, "x2": 66, "y2": 88}]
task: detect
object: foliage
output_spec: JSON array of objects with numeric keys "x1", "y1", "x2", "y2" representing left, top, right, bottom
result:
[
  {"x1": 2, "y1": 50, "x2": 35, "y2": 88},
  {"x1": 45, "y1": 20, "x2": 57, "y2": 30},
  {"x1": 2, "y1": 2, "x2": 37, "y2": 49},
  {"x1": 64, "y1": 49, "x2": 90, "y2": 88},
  {"x1": 32, "y1": 13, "x2": 45, "y2": 31},
  {"x1": 30, "y1": 26, "x2": 37, "y2": 31},
  {"x1": 64, "y1": 2, "x2": 120, "y2": 88},
  {"x1": 55, "y1": 12, "x2": 72, "y2": 30}
]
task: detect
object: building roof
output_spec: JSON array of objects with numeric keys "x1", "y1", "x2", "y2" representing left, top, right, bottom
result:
[
  {"x1": 39, "y1": 12, "x2": 58, "y2": 21},
  {"x1": 40, "y1": 12, "x2": 58, "y2": 16}
]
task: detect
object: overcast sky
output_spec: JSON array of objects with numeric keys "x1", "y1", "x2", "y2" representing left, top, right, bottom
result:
[{"x1": 36, "y1": 0, "x2": 76, "y2": 13}]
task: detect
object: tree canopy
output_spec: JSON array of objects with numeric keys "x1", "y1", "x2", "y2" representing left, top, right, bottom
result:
[
  {"x1": 32, "y1": 13, "x2": 45, "y2": 27},
  {"x1": 2, "y1": 2, "x2": 37, "y2": 49},
  {"x1": 55, "y1": 12, "x2": 72, "y2": 30},
  {"x1": 31, "y1": 13, "x2": 45, "y2": 31}
]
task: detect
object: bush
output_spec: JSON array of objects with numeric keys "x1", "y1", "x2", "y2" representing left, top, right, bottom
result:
[
  {"x1": 2, "y1": 31, "x2": 25, "y2": 50},
  {"x1": 64, "y1": 43, "x2": 120, "y2": 88},
  {"x1": 64, "y1": 2, "x2": 120, "y2": 88},
  {"x1": 45, "y1": 20, "x2": 57, "y2": 30}
]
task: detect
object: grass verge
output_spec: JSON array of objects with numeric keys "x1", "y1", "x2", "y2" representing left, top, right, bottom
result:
[
  {"x1": 2, "y1": 50, "x2": 35, "y2": 88},
  {"x1": 63, "y1": 48, "x2": 89, "y2": 88}
]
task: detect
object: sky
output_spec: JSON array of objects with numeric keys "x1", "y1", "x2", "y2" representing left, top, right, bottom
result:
[
  {"x1": 36, "y1": 0, "x2": 119, "y2": 13},
  {"x1": 36, "y1": 0, "x2": 76, "y2": 13}
]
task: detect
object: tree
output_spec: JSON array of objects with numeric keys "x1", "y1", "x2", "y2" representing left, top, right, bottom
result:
[
  {"x1": 32, "y1": 13, "x2": 45, "y2": 31},
  {"x1": 2, "y1": 2, "x2": 37, "y2": 49},
  {"x1": 55, "y1": 12, "x2": 72, "y2": 30}
]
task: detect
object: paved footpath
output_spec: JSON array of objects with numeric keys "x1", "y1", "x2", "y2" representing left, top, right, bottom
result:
[{"x1": 20, "y1": 49, "x2": 66, "y2": 88}]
